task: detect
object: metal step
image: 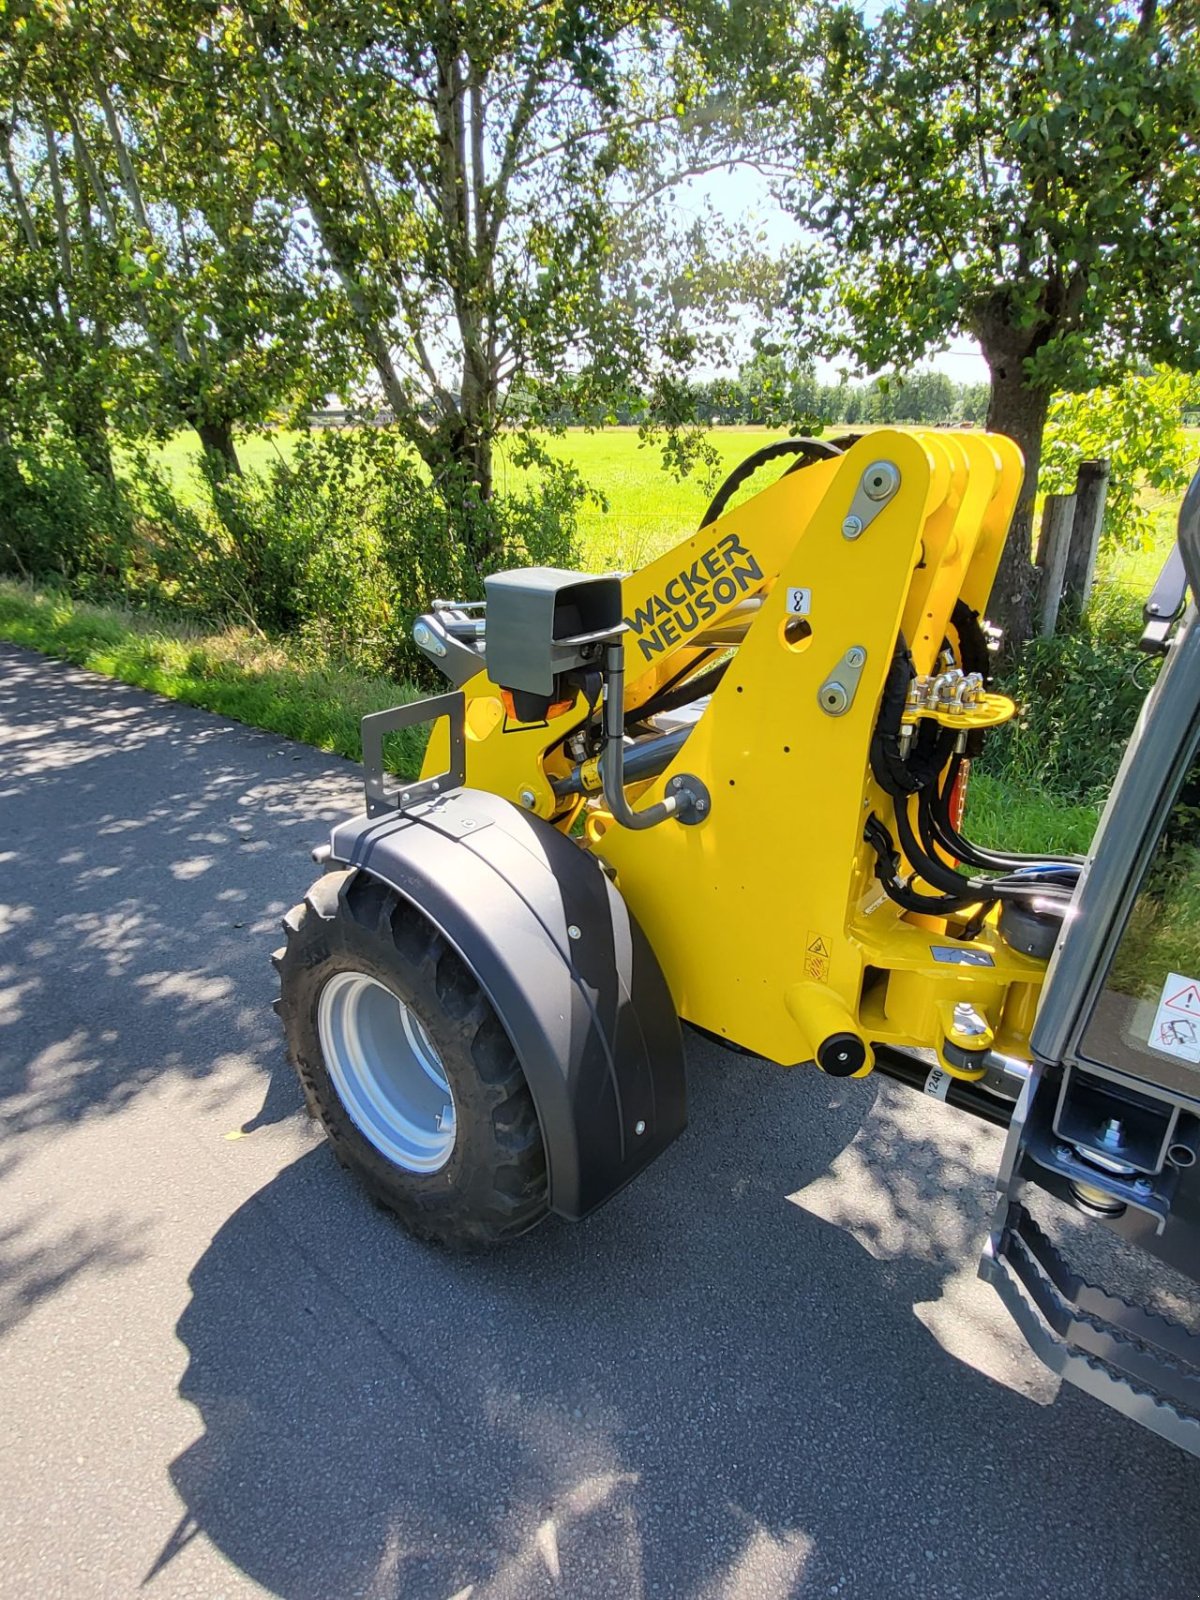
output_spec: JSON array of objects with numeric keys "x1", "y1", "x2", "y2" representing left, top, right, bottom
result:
[{"x1": 981, "y1": 1201, "x2": 1200, "y2": 1457}]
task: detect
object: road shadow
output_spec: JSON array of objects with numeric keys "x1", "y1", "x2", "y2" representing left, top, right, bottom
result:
[
  {"x1": 0, "y1": 645, "x2": 353, "y2": 1147},
  {"x1": 164, "y1": 1048, "x2": 1200, "y2": 1600}
]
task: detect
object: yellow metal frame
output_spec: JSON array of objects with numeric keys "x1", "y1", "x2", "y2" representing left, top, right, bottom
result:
[{"x1": 423, "y1": 430, "x2": 1043, "y2": 1080}]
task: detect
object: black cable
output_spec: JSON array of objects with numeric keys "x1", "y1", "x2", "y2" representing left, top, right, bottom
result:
[
  {"x1": 870, "y1": 635, "x2": 958, "y2": 796},
  {"x1": 864, "y1": 814, "x2": 982, "y2": 915},
  {"x1": 931, "y1": 756, "x2": 1084, "y2": 871},
  {"x1": 919, "y1": 786, "x2": 1080, "y2": 891},
  {"x1": 869, "y1": 620, "x2": 1082, "y2": 877},
  {"x1": 894, "y1": 793, "x2": 1072, "y2": 905},
  {"x1": 917, "y1": 781, "x2": 951, "y2": 862},
  {"x1": 627, "y1": 654, "x2": 727, "y2": 726},
  {"x1": 699, "y1": 439, "x2": 842, "y2": 530}
]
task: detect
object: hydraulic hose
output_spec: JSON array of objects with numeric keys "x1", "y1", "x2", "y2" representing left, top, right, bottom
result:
[
  {"x1": 553, "y1": 724, "x2": 690, "y2": 800},
  {"x1": 600, "y1": 641, "x2": 683, "y2": 829},
  {"x1": 627, "y1": 655, "x2": 728, "y2": 727},
  {"x1": 699, "y1": 439, "x2": 842, "y2": 530},
  {"x1": 919, "y1": 787, "x2": 1079, "y2": 891},
  {"x1": 894, "y1": 794, "x2": 1072, "y2": 905},
  {"x1": 864, "y1": 814, "x2": 985, "y2": 916},
  {"x1": 867, "y1": 620, "x2": 1082, "y2": 916},
  {"x1": 870, "y1": 634, "x2": 957, "y2": 796},
  {"x1": 929, "y1": 756, "x2": 1084, "y2": 872}
]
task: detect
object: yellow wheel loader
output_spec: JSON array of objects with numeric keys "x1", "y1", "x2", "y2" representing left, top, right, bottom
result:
[{"x1": 276, "y1": 430, "x2": 1200, "y2": 1457}]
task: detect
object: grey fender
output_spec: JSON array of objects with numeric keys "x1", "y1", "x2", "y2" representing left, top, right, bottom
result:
[{"x1": 328, "y1": 789, "x2": 686, "y2": 1219}]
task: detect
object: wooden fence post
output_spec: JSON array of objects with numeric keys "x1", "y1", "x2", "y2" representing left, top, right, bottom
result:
[
  {"x1": 1037, "y1": 492, "x2": 1077, "y2": 637},
  {"x1": 1064, "y1": 458, "x2": 1110, "y2": 612}
]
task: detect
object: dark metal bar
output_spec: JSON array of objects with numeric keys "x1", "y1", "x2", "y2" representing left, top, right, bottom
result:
[{"x1": 872, "y1": 1043, "x2": 1016, "y2": 1128}]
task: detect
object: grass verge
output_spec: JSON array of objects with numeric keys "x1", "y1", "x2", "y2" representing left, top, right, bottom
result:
[
  {"x1": 965, "y1": 770, "x2": 1099, "y2": 856},
  {"x1": 0, "y1": 578, "x2": 1104, "y2": 855},
  {"x1": 0, "y1": 580, "x2": 426, "y2": 774}
]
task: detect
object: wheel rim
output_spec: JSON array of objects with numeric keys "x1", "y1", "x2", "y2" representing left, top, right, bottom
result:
[{"x1": 317, "y1": 971, "x2": 456, "y2": 1173}]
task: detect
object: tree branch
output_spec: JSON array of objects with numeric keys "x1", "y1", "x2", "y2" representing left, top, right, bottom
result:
[
  {"x1": 90, "y1": 67, "x2": 193, "y2": 366},
  {"x1": 1, "y1": 125, "x2": 41, "y2": 254},
  {"x1": 42, "y1": 117, "x2": 76, "y2": 296}
]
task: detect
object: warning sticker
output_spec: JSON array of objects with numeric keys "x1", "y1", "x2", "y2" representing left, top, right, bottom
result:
[
  {"x1": 804, "y1": 931, "x2": 831, "y2": 984},
  {"x1": 930, "y1": 945, "x2": 995, "y2": 967},
  {"x1": 1148, "y1": 972, "x2": 1200, "y2": 1062}
]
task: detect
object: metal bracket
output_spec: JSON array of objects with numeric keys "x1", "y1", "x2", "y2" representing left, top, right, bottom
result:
[
  {"x1": 411, "y1": 612, "x2": 487, "y2": 686},
  {"x1": 818, "y1": 645, "x2": 868, "y2": 717},
  {"x1": 665, "y1": 772, "x2": 711, "y2": 824},
  {"x1": 842, "y1": 460, "x2": 900, "y2": 540},
  {"x1": 361, "y1": 691, "x2": 465, "y2": 817}
]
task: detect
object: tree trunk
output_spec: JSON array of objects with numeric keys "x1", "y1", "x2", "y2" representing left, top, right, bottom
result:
[
  {"x1": 981, "y1": 344, "x2": 1051, "y2": 653},
  {"x1": 458, "y1": 421, "x2": 493, "y2": 503},
  {"x1": 195, "y1": 418, "x2": 241, "y2": 480},
  {"x1": 64, "y1": 399, "x2": 115, "y2": 485},
  {"x1": 71, "y1": 421, "x2": 115, "y2": 485}
]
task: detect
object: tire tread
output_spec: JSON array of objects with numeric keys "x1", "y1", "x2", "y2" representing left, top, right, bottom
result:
[{"x1": 276, "y1": 869, "x2": 548, "y2": 1246}]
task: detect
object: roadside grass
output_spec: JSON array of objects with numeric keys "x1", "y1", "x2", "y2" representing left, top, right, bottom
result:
[
  {"x1": 963, "y1": 770, "x2": 1098, "y2": 856},
  {"x1": 0, "y1": 581, "x2": 426, "y2": 773}
]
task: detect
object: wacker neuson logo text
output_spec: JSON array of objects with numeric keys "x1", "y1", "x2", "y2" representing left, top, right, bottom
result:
[{"x1": 624, "y1": 532, "x2": 763, "y2": 661}]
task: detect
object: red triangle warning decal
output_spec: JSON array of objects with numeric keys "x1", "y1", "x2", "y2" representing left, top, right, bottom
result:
[{"x1": 1165, "y1": 982, "x2": 1200, "y2": 1016}]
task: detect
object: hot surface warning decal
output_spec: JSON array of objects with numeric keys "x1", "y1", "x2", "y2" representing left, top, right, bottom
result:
[
  {"x1": 804, "y1": 930, "x2": 831, "y2": 983},
  {"x1": 1148, "y1": 972, "x2": 1200, "y2": 1062}
]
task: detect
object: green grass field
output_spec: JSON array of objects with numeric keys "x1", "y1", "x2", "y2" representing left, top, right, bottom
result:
[
  {"x1": 142, "y1": 424, "x2": 828, "y2": 571},
  {"x1": 145, "y1": 422, "x2": 1198, "y2": 586}
]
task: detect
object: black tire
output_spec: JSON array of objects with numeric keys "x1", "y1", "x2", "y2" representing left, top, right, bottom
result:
[{"x1": 273, "y1": 868, "x2": 549, "y2": 1246}]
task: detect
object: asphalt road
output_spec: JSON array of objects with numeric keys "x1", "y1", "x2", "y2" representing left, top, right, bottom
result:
[{"x1": 1, "y1": 640, "x2": 1198, "y2": 1600}]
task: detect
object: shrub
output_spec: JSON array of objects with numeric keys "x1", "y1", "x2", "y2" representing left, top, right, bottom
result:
[
  {"x1": 197, "y1": 431, "x2": 397, "y2": 655},
  {"x1": 195, "y1": 428, "x2": 585, "y2": 674},
  {"x1": 1041, "y1": 368, "x2": 1197, "y2": 552},
  {"x1": 982, "y1": 584, "x2": 1157, "y2": 803},
  {"x1": 0, "y1": 438, "x2": 136, "y2": 590},
  {"x1": 2, "y1": 426, "x2": 585, "y2": 674}
]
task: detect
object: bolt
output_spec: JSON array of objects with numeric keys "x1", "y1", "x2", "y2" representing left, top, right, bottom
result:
[
  {"x1": 695, "y1": 799, "x2": 708, "y2": 813},
  {"x1": 863, "y1": 461, "x2": 900, "y2": 502},
  {"x1": 1055, "y1": 1142, "x2": 1074, "y2": 1164},
  {"x1": 1133, "y1": 1176, "x2": 1153, "y2": 1198},
  {"x1": 846, "y1": 646, "x2": 866, "y2": 669},
  {"x1": 412, "y1": 620, "x2": 447, "y2": 657},
  {"x1": 842, "y1": 515, "x2": 863, "y2": 539},
  {"x1": 634, "y1": 1120, "x2": 646, "y2": 1136},
  {"x1": 567, "y1": 924, "x2": 581, "y2": 941},
  {"x1": 1099, "y1": 1117, "x2": 1124, "y2": 1151},
  {"x1": 518, "y1": 787, "x2": 536, "y2": 809},
  {"x1": 953, "y1": 1001, "x2": 987, "y2": 1037}
]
